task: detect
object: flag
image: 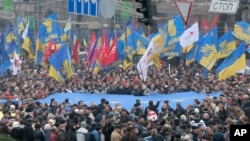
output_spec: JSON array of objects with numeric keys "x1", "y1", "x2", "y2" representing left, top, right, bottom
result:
[
  {"x1": 163, "y1": 15, "x2": 185, "y2": 58},
  {"x1": 195, "y1": 27, "x2": 218, "y2": 70},
  {"x1": 185, "y1": 43, "x2": 198, "y2": 66},
  {"x1": 0, "y1": 35, "x2": 11, "y2": 77},
  {"x1": 21, "y1": 21, "x2": 35, "y2": 59},
  {"x1": 48, "y1": 65, "x2": 61, "y2": 82},
  {"x1": 100, "y1": 29, "x2": 108, "y2": 66},
  {"x1": 86, "y1": 32, "x2": 97, "y2": 65},
  {"x1": 61, "y1": 16, "x2": 71, "y2": 42},
  {"x1": 180, "y1": 22, "x2": 199, "y2": 48},
  {"x1": 72, "y1": 39, "x2": 79, "y2": 64},
  {"x1": 88, "y1": 30, "x2": 101, "y2": 66},
  {"x1": 12, "y1": 51, "x2": 21, "y2": 75},
  {"x1": 146, "y1": 31, "x2": 167, "y2": 67},
  {"x1": 233, "y1": 21, "x2": 250, "y2": 44},
  {"x1": 216, "y1": 42, "x2": 246, "y2": 80},
  {"x1": 48, "y1": 42, "x2": 69, "y2": 71},
  {"x1": 105, "y1": 36, "x2": 118, "y2": 66},
  {"x1": 43, "y1": 40, "x2": 56, "y2": 63},
  {"x1": 4, "y1": 23, "x2": 17, "y2": 55},
  {"x1": 17, "y1": 16, "x2": 24, "y2": 35},
  {"x1": 63, "y1": 46, "x2": 73, "y2": 79},
  {"x1": 217, "y1": 30, "x2": 236, "y2": 59},
  {"x1": 137, "y1": 39, "x2": 154, "y2": 81}
]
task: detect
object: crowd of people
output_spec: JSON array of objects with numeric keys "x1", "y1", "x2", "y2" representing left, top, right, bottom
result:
[{"x1": 0, "y1": 55, "x2": 249, "y2": 141}]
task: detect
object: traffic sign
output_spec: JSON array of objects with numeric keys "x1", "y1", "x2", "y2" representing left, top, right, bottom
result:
[
  {"x1": 68, "y1": 0, "x2": 99, "y2": 17},
  {"x1": 99, "y1": 0, "x2": 116, "y2": 19},
  {"x1": 174, "y1": 0, "x2": 193, "y2": 26},
  {"x1": 208, "y1": 0, "x2": 239, "y2": 14}
]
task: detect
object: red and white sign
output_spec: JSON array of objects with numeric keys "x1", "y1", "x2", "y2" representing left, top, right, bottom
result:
[{"x1": 174, "y1": 0, "x2": 193, "y2": 26}]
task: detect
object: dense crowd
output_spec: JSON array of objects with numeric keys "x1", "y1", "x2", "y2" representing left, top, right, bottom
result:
[{"x1": 0, "y1": 56, "x2": 249, "y2": 141}]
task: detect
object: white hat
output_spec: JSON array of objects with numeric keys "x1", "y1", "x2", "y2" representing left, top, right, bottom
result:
[
  {"x1": 48, "y1": 119, "x2": 55, "y2": 126},
  {"x1": 74, "y1": 109, "x2": 79, "y2": 113},
  {"x1": 44, "y1": 124, "x2": 51, "y2": 130}
]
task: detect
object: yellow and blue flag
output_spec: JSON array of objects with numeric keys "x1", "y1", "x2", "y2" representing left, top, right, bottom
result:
[
  {"x1": 216, "y1": 42, "x2": 246, "y2": 80},
  {"x1": 45, "y1": 13, "x2": 61, "y2": 42},
  {"x1": 17, "y1": 16, "x2": 24, "y2": 35},
  {"x1": 49, "y1": 42, "x2": 69, "y2": 71},
  {"x1": 0, "y1": 35, "x2": 11, "y2": 77},
  {"x1": 63, "y1": 44, "x2": 73, "y2": 79},
  {"x1": 61, "y1": 16, "x2": 71, "y2": 42},
  {"x1": 186, "y1": 43, "x2": 198, "y2": 66},
  {"x1": 48, "y1": 65, "x2": 61, "y2": 82},
  {"x1": 195, "y1": 27, "x2": 218, "y2": 70},
  {"x1": 22, "y1": 22, "x2": 35, "y2": 59},
  {"x1": 4, "y1": 23, "x2": 18, "y2": 55},
  {"x1": 217, "y1": 30, "x2": 236, "y2": 59},
  {"x1": 163, "y1": 15, "x2": 184, "y2": 58},
  {"x1": 233, "y1": 21, "x2": 250, "y2": 44}
]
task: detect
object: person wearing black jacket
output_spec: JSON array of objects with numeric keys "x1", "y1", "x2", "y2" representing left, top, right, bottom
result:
[
  {"x1": 33, "y1": 123, "x2": 45, "y2": 141},
  {"x1": 23, "y1": 118, "x2": 34, "y2": 141},
  {"x1": 145, "y1": 100, "x2": 162, "y2": 115}
]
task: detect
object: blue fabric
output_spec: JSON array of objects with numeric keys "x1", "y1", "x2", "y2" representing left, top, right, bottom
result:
[
  {"x1": 35, "y1": 91, "x2": 222, "y2": 110},
  {"x1": 0, "y1": 92, "x2": 222, "y2": 110}
]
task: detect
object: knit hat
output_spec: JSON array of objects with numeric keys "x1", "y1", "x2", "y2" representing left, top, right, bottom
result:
[{"x1": 136, "y1": 99, "x2": 140, "y2": 104}]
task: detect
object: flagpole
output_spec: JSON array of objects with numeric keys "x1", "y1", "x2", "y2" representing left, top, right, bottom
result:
[
  {"x1": 139, "y1": 61, "x2": 144, "y2": 81},
  {"x1": 168, "y1": 63, "x2": 171, "y2": 75}
]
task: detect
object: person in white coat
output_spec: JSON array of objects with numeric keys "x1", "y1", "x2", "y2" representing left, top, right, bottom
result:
[{"x1": 76, "y1": 121, "x2": 89, "y2": 141}]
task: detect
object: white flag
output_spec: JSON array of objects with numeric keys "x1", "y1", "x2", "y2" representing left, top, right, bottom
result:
[
  {"x1": 22, "y1": 20, "x2": 29, "y2": 39},
  {"x1": 180, "y1": 22, "x2": 199, "y2": 48},
  {"x1": 12, "y1": 51, "x2": 22, "y2": 75},
  {"x1": 137, "y1": 40, "x2": 154, "y2": 81}
]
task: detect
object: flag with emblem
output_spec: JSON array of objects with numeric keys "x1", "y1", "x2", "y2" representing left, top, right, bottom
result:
[
  {"x1": 12, "y1": 51, "x2": 21, "y2": 75},
  {"x1": 180, "y1": 22, "x2": 199, "y2": 48}
]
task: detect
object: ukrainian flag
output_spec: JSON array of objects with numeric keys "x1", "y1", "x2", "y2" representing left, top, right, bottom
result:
[
  {"x1": 233, "y1": 21, "x2": 250, "y2": 44},
  {"x1": 49, "y1": 42, "x2": 69, "y2": 71},
  {"x1": 0, "y1": 35, "x2": 11, "y2": 77},
  {"x1": 48, "y1": 65, "x2": 61, "y2": 82},
  {"x1": 17, "y1": 16, "x2": 24, "y2": 35},
  {"x1": 186, "y1": 43, "x2": 198, "y2": 66},
  {"x1": 4, "y1": 23, "x2": 17, "y2": 55},
  {"x1": 216, "y1": 42, "x2": 246, "y2": 80},
  {"x1": 195, "y1": 27, "x2": 218, "y2": 70},
  {"x1": 22, "y1": 23, "x2": 35, "y2": 59},
  {"x1": 163, "y1": 15, "x2": 184, "y2": 58},
  {"x1": 217, "y1": 30, "x2": 236, "y2": 59},
  {"x1": 63, "y1": 45, "x2": 73, "y2": 79}
]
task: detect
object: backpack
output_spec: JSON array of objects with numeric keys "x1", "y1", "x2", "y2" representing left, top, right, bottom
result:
[
  {"x1": 10, "y1": 127, "x2": 23, "y2": 140},
  {"x1": 85, "y1": 132, "x2": 96, "y2": 141}
]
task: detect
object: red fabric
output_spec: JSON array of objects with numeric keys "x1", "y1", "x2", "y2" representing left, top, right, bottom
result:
[
  {"x1": 43, "y1": 40, "x2": 56, "y2": 63},
  {"x1": 100, "y1": 29, "x2": 109, "y2": 67},
  {"x1": 105, "y1": 37, "x2": 118, "y2": 66},
  {"x1": 72, "y1": 40, "x2": 79, "y2": 64}
]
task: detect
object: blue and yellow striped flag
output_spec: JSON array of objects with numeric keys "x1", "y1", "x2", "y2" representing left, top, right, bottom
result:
[
  {"x1": 216, "y1": 42, "x2": 246, "y2": 80},
  {"x1": 217, "y1": 30, "x2": 236, "y2": 59}
]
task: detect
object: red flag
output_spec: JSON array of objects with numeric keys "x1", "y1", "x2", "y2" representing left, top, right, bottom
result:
[
  {"x1": 72, "y1": 40, "x2": 79, "y2": 64},
  {"x1": 43, "y1": 40, "x2": 56, "y2": 63},
  {"x1": 210, "y1": 14, "x2": 219, "y2": 28},
  {"x1": 105, "y1": 36, "x2": 118, "y2": 66},
  {"x1": 100, "y1": 29, "x2": 108, "y2": 66},
  {"x1": 200, "y1": 17, "x2": 209, "y2": 33},
  {"x1": 86, "y1": 32, "x2": 96, "y2": 65}
]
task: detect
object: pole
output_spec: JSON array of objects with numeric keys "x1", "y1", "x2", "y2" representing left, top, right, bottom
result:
[{"x1": 168, "y1": 63, "x2": 171, "y2": 75}]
